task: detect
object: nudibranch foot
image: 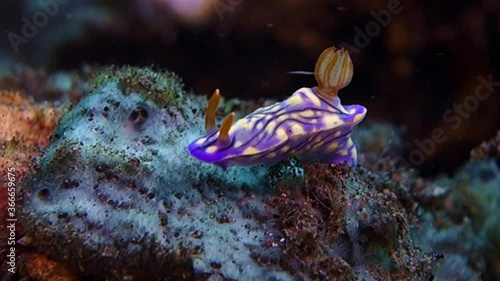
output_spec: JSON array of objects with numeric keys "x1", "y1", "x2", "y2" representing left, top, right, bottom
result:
[
  {"x1": 324, "y1": 140, "x2": 359, "y2": 167},
  {"x1": 187, "y1": 45, "x2": 367, "y2": 169}
]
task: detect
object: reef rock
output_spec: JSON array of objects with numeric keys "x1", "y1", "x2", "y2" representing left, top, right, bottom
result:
[
  {"x1": 20, "y1": 66, "x2": 434, "y2": 280},
  {"x1": 20, "y1": 66, "x2": 289, "y2": 280}
]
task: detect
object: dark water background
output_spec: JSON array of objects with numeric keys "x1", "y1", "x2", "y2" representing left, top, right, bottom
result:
[{"x1": 0, "y1": 0, "x2": 499, "y2": 176}]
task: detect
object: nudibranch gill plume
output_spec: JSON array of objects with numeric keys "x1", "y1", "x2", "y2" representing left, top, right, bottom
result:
[{"x1": 188, "y1": 46, "x2": 367, "y2": 169}]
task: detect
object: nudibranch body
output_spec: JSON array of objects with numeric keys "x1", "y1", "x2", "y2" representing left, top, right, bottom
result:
[{"x1": 188, "y1": 47, "x2": 367, "y2": 169}]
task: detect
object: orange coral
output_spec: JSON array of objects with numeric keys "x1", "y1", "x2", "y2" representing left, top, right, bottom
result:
[{"x1": 0, "y1": 90, "x2": 61, "y2": 147}]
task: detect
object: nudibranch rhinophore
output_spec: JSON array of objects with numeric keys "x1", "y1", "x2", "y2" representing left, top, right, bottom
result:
[{"x1": 187, "y1": 46, "x2": 367, "y2": 169}]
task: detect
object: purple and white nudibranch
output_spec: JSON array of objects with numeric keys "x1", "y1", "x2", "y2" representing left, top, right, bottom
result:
[{"x1": 187, "y1": 46, "x2": 367, "y2": 169}]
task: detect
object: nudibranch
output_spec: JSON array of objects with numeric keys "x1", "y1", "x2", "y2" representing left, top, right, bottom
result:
[{"x1": 187, "y1": 46, "x2": 367, "y2": 169}]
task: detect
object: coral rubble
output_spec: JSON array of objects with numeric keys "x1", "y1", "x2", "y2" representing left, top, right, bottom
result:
[{"x1": 413, "y1": 131, "x2": 500, "y2": 281}]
